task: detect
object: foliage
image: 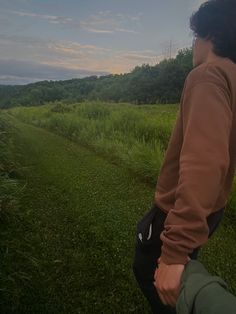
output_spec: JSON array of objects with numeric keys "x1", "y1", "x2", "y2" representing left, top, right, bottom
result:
[
  {"x1": 0, "y1": 112, "x2": 26, "y2": 310},
  {"x1": 8, "y1": 100, "x2": 236, "y2": 220},
  {"x1": 1, "y1": 102, "x2": 235, "y2": 311},
  {"x1": 0, "y1": 48, "x2": 193, "y2": 108},
  {"x1": 0, "y1": 112, "x2": 23, "y2": 217}
]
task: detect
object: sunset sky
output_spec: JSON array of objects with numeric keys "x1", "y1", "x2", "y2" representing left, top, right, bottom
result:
[{"x1": 0, "y1": 0, "x2": 204, "y2": 84}]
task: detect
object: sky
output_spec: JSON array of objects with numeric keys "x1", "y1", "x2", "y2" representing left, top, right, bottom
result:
[{"x1": 0, "y1": 0, "x2": 204, "y2": 85}]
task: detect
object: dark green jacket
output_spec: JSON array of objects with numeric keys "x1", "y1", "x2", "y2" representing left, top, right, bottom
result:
[{"x1": 176, "y1": 260, "x2": 236, "y2": 314}]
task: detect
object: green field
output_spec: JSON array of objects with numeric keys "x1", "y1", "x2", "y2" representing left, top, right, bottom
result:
[{"x1": 0, "y1": 102, "x2": 235, "y2": 313}]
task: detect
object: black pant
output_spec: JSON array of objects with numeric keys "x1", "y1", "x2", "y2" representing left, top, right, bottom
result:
[{"x1": 132, "y1": 203, "x2": 225, "y2": 314}]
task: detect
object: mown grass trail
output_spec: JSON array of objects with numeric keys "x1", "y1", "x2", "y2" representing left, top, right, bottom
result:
[
  {"x1": 2, "y1": 113, "x2": 236, "y2": 313},
  {"x1": 2, "y1": 114, "x2": 155, "y2": 313}
]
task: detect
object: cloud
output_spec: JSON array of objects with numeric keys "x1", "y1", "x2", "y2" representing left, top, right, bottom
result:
[
  {"x1": 80, "y1": 11, "x2": 141, "y2": 34},
  {"x1": 39, "y1": 47, "x2": 162, "y2": 75},
  {"x1": 115, "y1": 28, "x2": 139, "y2": 34},
  {"x1": 0, "y1": 33, "x2": 47, "y2": 46},
  {"x1": 0, "y1": 45, "x2": 171, "y2": 84},
  {"x1": 0, "y1": 30, "x2": 168, "y2": 81},
  {"x1": 115, "y1": 12, "x2": 143, "y2": 21},
  {"x1": 0, "y1": 33, "x2": 111, "y2": 58},
  {"x1": 11, "y1": 10, "x2": 73, "y2": 25},
  {"x1": 118, "y1": 52, "x2": 156, "y2": 61},
  {"x1": 79, "y1": 26, "x2": 114, "y2": 34},
  {"x1": 9, "y1": 9, "x2": 140, "y2": 35},
  {"x1": 0, "y1": 32, "x2": 158, "y2": 71},
  {"x1": 0, "y1": 23, "x2": 177, "y2": 83},
  {"x1": 0, "y1": 59, "x2": 109, "y2": 85},
  {"x1": 47, "y1": 41, "x2": 111, "y2": 57}
]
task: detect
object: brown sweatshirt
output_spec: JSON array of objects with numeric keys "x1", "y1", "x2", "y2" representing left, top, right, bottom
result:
[{"x1": 154, "y1": 58, "x2": 236, "y2": 265}]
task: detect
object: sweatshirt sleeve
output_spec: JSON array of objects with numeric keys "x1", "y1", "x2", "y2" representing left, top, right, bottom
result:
[{"x1": 159, "y1": 80, "x2": 232, "y2": 265}]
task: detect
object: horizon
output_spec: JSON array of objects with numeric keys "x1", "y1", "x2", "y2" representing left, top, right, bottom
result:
[
  {"x1": 1, "y1": 0, "x2": 204, "y2": 85},
  {"x1": 0, "y1": 47, "x2": 191, "y2": 87}
]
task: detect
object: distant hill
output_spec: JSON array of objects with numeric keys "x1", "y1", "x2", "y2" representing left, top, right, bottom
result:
[{"x1": 0, "y1": 47, "x2": 193, "y2": 108}]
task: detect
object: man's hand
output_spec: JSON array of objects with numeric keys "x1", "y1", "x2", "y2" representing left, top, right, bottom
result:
[{"x1": 153, "y1": 256, "x2": 191, "y2": 308}]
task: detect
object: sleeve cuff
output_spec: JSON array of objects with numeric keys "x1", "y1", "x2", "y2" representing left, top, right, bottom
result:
[{"x1": 159, "y1": 242, "x2": 190, "y2": 265}]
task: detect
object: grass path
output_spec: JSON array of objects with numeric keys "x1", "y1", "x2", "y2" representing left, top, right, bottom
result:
[
  {"x1": 2, "y1": 113, "x2": 236, "y2": 313},
  {"x1": 1, "y1": 114, "x2": 156, "y2": 313}
]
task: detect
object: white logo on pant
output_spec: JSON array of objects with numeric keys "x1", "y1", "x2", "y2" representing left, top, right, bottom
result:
[
  {"x1": 147, "y1": 223, "x2": 152, "y2": 240},
  {"x1": 138, "y1": 223, "x2": 152, "y2": 242}
]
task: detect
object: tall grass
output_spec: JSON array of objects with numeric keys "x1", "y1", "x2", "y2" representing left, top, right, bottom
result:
[
  {"x1": 0, "y1": 111, "x2": 26, "y2": 309},
  {"x1": 8, "y1": 101, "x2": 236, "y2": 218},
  {"x1": 2, "y1": 102, "x2": 236, "y2": 311},
  {"x1": 8, "y1": 101, "x2": 177, "y2": 184},
  {"x1": 0, "y1": 111, "x2": 23, "y2": 219}
]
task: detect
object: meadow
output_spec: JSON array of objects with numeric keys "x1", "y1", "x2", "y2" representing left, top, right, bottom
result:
[
  {"x1": 8, "y1": 101, "x2": 236, "y2": 214},
  {"x1": 0, "y1": 101, "x2": 235, "y2": 313}
]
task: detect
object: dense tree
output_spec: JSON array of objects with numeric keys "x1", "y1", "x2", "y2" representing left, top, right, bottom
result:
[{"x1": 0, "y1": 48, "x2": 193, "y2": 108}]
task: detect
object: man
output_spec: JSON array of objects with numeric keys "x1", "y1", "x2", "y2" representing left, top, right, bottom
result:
[{"x1": 133, "y1": 0, "x2": 236, "y2": 313}]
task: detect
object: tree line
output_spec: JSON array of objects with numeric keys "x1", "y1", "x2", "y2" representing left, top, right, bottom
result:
[{"x1": 0, "y1": 47, "x2": 193, "y2": 109}]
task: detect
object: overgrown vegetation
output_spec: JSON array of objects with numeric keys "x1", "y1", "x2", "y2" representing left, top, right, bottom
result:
[
  {"x1": 0, "y1": 48, "x2": 193, "y2": 108},
  {"x1": 0, "y1": 112, "x2": 23, "y2": 219},
  {"x1": 8, "y1": 102, "x2": 179, "y2": 186},
  {"x1": 1, "y1": 111, "x2": 235, "y2": 313},
  {"x1": 0, "y1": 114, "x2": 156, "y2": 313},
  {"x1": 8, "y1": 102, "x2": 236, "y2": 220},
  {"x1": 1, "y1": 101, "x2": 235, "y2": 312},
  {"x1": 0, "y1": 111, "x2": 26, "y2": 310}
]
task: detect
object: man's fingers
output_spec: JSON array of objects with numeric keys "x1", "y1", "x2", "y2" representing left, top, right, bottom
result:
[
  {"x1": 159, "y1": 289, "x2": 174, "y2": 307},
  {"x1": 153, "y1": 281, "x2": 177, "y2": 308},
  {"x1": 154, "y1": 268, "x2": 159, "y2": 282},
  {"x1": 159, "y1": 290, "x2": 175, "y2": 307},
  {"x1": 153, "y1": 281, "x2": 168, "y2": 306},
  {"x1": 157, "y1": 289, "x2": 167, "y2": 305},
  {"x1": 160, "y1": 294, "x2": 167, "y2": 305},
  {"x1": 168, "y1": 290, "x2": 177, "y2": 308}
]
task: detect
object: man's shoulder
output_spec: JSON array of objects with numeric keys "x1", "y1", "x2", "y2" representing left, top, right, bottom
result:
[{"x1": 185, "y1": 60, "x2": 233, "y2": 92}]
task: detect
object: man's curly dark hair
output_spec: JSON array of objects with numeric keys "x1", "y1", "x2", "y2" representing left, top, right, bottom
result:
[{"x1": 190, "y1": 0, "x2": 236, "y2": 63}]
